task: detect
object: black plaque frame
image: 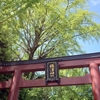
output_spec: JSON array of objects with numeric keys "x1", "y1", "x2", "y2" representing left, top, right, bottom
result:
[{"x1": 45, "y1": 62, "x2": 59, "y2": 85}]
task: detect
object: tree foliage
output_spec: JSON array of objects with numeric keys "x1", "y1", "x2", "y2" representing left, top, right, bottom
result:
[{"x1": 9, "y1": 0, "x2": 100, "y2": 60}]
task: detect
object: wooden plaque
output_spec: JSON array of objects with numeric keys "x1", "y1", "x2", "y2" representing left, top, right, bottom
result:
[{"x1": 45, "y1": 62, "x2": 59, "y2": 84}]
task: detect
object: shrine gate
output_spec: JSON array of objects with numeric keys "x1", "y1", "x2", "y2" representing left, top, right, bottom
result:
[{"x1": 0, "y1": 52, "x2": 100, "y2": 100}]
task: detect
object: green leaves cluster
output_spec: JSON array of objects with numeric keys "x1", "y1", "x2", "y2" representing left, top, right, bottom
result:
[{"x1": 9, "y1": 0, "x2": 100, "y2": 60}]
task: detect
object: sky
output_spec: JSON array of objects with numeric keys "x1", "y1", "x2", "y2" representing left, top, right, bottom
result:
[{"x1": 80, "y1": 0, "x2": 100, "y2": 53}]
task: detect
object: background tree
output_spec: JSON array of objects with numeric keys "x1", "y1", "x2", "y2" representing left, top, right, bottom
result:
[{"x1": 11, "y1": 0, "x2": 100, "y2": 60}]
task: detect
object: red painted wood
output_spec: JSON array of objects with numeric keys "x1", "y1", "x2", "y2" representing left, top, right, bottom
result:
[
  {"x1": 89, "y1": 63, "x2": 100, "y2": 100},
  {"x1": 8, "y1": 70, "x2": 22, "y2": 100},
  {"x1": 0, "y1": 79, "x2": 11, "y2": 89},
  {"x1": 0, "y1": 63, "x2": 44, "y2": 73},
  {"x1": 0, "y1": 74, "x2": 91, "y2": 89},
  {"x1": 0, "y1": 58, "x2": 100, "y2": 73},
  {"x1": 19, "y1": 74, "x2": 91, "y2": 88}
]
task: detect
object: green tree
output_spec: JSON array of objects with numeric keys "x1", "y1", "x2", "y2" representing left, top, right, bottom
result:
[
  {"x1": 0, "y1": 0, "x2": 40, "y2": 25},
  {"x1": 11, "y1": 0, "x2": 100, "y2": 60}
]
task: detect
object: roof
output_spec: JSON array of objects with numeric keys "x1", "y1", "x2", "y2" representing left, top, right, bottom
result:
[{"x1": 0, "y1": 52, "x2": 100, "y2": 66}]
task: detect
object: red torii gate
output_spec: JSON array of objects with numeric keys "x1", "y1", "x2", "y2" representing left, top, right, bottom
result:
[{"x1": 0, "y1": 52, "x2": 100, "y2": 100}]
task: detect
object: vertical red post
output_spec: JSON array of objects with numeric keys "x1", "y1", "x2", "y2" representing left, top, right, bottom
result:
[
  {"x1": 89, "y1": 63, "x2": 100, "y2": 100},
  {"x1": 8, "y1": 70, "x2": 22, "y2": 100}
]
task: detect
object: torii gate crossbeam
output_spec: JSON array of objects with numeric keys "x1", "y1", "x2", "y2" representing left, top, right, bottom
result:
[{"x1": 0, "y1": 52, "x2": 100, "y2": 100}]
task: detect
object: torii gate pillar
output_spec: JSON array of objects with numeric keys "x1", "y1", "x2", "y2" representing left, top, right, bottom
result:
[
  {"x1": 89, "y1": 63, "x2": 100, "y2": 100},
  {"x1": 8, "y1": 70, "x2": 22, "y2": 100}
]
